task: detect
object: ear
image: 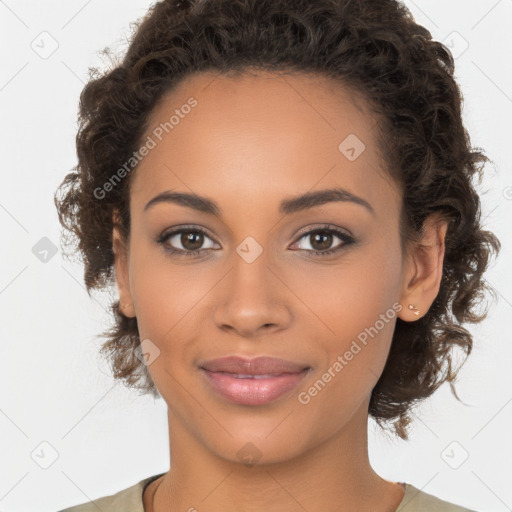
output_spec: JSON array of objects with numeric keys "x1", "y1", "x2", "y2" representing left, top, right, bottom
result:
[
  {"x1": 397, "y1": 213, "x2": 448, "y2": 322},
  {"x1": 112, "y1": 209, "x2": 136, "y2": 318}
]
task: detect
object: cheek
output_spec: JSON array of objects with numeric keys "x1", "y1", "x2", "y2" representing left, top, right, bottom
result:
[
  {"x1": 128, "y1": 256, "x2": 213, "y2": 400},
  {"x1": 293, "y1": 252, "x2": 402, "y2": 425},
  {"x1": 291, "y1": 237, "x2": 403, "y2": 328},
  {"x1": 127, "y1": 241, "x2": 214, "y2": 347},
  {"x1": 290, "y1": 236, "x2": 403, "y2": 378}
]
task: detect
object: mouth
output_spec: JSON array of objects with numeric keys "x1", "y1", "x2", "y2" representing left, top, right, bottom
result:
[
  {"x1": 198, "y1": 356, "x2": 311, "y2": 405},
  {"x1": 199, "y1": 355, "x2": 309, "y2": 374},
  {"x1": 199, "y1": 368, "x2": 311, "y2": 405},
  {"x1": 213, "y1": 373, "x2": 295, "y2": 379}
]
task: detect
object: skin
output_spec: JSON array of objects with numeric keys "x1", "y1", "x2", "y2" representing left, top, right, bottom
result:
[{"x1": 112, "y1": 69, "x2": 447, "y2": 512}]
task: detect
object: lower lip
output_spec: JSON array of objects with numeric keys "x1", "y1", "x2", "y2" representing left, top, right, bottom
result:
[{"x1": 200, "y1": 368, "x2": 310, "y2": 405}]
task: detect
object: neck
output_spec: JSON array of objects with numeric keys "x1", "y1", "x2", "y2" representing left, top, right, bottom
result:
[{"x1": 148, "y1": 400, "x2": 404, "y2": 512}]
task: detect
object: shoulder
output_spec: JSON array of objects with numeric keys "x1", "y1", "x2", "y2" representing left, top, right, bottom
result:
[
  {"x1": 397, "y1": 483, "x2": 478, "y2": 512},
  {"x1": 55, "y1": 473, "x2": 165, "y2": 512}
]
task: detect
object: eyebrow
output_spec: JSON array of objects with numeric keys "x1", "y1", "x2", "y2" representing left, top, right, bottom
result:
[{"x1": 143, "y1": 187, "x2": 375, "y2": 217}]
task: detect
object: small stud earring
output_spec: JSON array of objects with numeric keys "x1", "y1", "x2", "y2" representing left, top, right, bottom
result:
[{"x1": 408, "y1": 304, "x2": 420, "y2": 316}]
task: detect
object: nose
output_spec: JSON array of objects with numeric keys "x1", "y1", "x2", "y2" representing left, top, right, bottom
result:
[{"x1": 211, "y1": 251, "x2": 292, "y2": 338}]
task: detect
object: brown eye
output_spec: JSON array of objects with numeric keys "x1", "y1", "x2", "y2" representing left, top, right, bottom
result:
[
  {"x1": 291, "y1": 226, "x2": 355, "y2": 256},
  {"x1": 180, "y1": 230, "x2": 204, "y2": 251},
  {"x1": 309, "y1": 231, "x2": 334, "y2": 251},
  {"x1": 157, "y1": 226, "x2": 219, "y2": 256}
]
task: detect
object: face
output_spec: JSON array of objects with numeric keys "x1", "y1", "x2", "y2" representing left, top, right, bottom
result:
[{"x1": 113, "y1": 70, "x2": 444, "y2": 465}]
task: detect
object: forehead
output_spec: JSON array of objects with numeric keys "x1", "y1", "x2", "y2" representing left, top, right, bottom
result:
[{"x1": 130, "y1": 69, "x2": 399, "y2": 218}]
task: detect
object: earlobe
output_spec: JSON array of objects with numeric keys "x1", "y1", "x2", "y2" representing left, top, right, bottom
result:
[
  {"x1": 112, "y1": 212, "x2": 135, "y2": 318},
  {"x1": 398, "y1": 214, "x2": 448, "y2": 322},
  {"x1": 407, "y1": 304, "x2": 420, "y2": 317}
]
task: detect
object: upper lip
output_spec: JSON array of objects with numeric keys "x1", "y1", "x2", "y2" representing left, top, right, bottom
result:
[{"x1": 199, "y1": 356, "x2": 310, "y2": 375}]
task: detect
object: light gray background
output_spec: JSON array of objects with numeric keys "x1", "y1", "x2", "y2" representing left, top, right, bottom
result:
[{"x1": 1, "y1": 1, "x2": 511, "y2": 510}]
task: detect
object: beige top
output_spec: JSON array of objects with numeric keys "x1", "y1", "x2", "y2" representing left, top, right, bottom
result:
[{"x1": 57, "y1": 473, "x2": 477, "y2": 511}]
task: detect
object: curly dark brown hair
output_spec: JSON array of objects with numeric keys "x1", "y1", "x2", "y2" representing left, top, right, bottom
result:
[{"x1": 54, "y1": 0, "x2": 500, "y2": 439}]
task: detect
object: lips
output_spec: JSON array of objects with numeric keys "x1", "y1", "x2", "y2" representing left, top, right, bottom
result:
[
  {"x1": 199, "y1": 356, "x2": 309, "y2": 375},
  {"x1": 199, "y1": 356, "x2": 311, "y2": 405}
]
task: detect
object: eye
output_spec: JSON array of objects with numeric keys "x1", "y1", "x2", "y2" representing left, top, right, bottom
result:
[
  {"x1": 157, "y1": 225, "x2": 219, "y2": 256},
  {"x1": 157, "y1": 224, "x2": 355, "y2": 258},
  {"x1": 290, "y1": 225, "x2": 355, "y2": 256}
]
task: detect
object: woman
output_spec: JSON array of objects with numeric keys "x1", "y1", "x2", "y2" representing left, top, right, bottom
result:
[{"x1": 54, "y1": 0, "x2": 500, "y2": 510}]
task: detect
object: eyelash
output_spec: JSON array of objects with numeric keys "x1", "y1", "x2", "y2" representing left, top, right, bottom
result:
[{"x1": 156, "y1": 224, "x2": 355, "y2": 258}]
